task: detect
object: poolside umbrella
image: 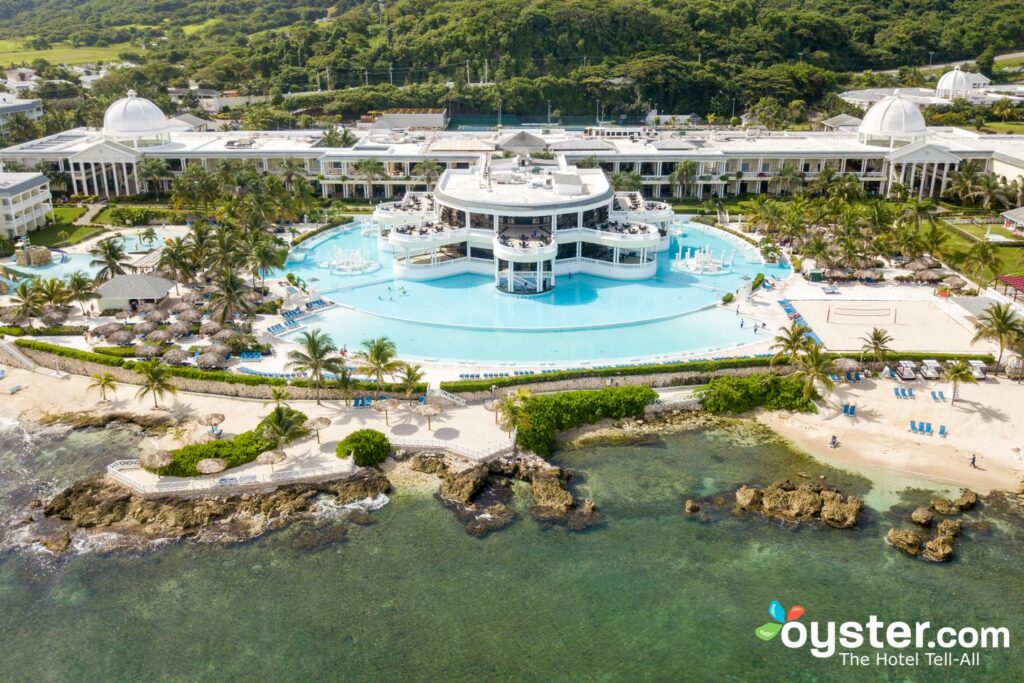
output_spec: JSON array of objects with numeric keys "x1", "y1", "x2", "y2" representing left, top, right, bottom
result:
[
  {"x1": 833, "y1": 358, "x2": 861, "y2": 373},
  {"x1": 166, "y1": 322, "x2": 192, "y2": 337},
  {"x1": 213, "y1": 329, "x2": 239, "y2": 342},
  {"x1": 196, "y1": 458, "x2": 226, "y2": 475},
  {"x1": 108, "y1": 330, "x2": 134, "y2": 345},
  {"x1": 822, "y1": 268, "x2": 848, "y2": 280},
  {"x1": 903, "y1": 259, "x2": 931, "y2": 272},
  {"x1": 209, "y1": 343, "x2": 232, "y2": 357},
  {"x1": 414, "y1": 402, "x2": 442, "y2": 430},
  {"x1": 852, "y1": 269, "x2": 879, "y2": 281},
  {"x1": 915, "y1": 269, "x2": 946, "y2": 282},
  {"x1": 243, "y1": 290, "x2": 263, "y2": 303},
  {"x1": 303, "y1": 416, "x2": 331, "y2": 442},
  {"x1": 93, "y1": 322, "x2": 124, "y2": 336},
  {"x1": 943, "y1": 275, "x2": 967, "y2": 289},
  {"x1": 256, "y1": 449, "x2": 287, "y2": 472},
  {"x1": 199, "y1": 413, "x2": 225, "y2": 427},
  {"x1": 132, "y1": 320, "x2": 158, "y2": 335},
  {"x1": 115, "y1": 310, "x2": 131, "y2": 321},
  {"x1": 371, "y1": 399, "x2": 400, "y2": 426},
  {"x1": 145, "y1": 309, "x2": 169, "y2": 323},
  {"x1": 139, "y1": 449, "x2": 173, "y2": 470},
  {"x1": 146, "y1": 329, "x2": 172, "y2": 343},
  {"x1": 182, "y1": 291, "x2": 204, "y2": 304},
  {"x1": 139, "y1": 303, "x2": 157, "y2": 313},
  {"x1": 200, "y1": 321, "x2": 223, "y2": 336},
  {"x1": 196, "y1": 352, "x2": 225, "y2": 369},
  {"x1": 41, "y1": 309, "x2": 67, "y2": 325},
  {"x1": 163, "y1": 348, "x2": 190, "y2": 365},
  {"x1": 135, "y1": 344, "x2": 164, "y2": 358},
  {"x1": 170, "y1": 302, "x2": 193, "y2": 314},
  {"x1": 484, "y1": 399, "x2": 502, "y2": 423},
  {"x1": 177, "y1": 309, "x2": 202, "y2": 323},
  {"x1": 0, "y1": 306, "x2": 24, "y2": 325}
]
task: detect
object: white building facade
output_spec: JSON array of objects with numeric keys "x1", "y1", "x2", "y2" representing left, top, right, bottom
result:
[{"x1": 0, "y1": 171, "x2": 52, "y2": 239}]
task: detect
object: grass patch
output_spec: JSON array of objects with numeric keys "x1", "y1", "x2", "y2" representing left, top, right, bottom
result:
[
  {"x1": 937, "y1": 221, "x2": 1024, "y2": 281},
  {"x1": 29, "y1": 211, "x2": 105, "y2": 247},
  {"x1": 983, "y1": 121, "x2": 1024, "y2": 134},
  {"x1": 0, "y1": 39, "x2": 134, "y2": 66}
]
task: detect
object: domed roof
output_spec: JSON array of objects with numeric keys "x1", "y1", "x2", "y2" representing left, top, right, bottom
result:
[
  {"x1": 936, "y1": 66, "x2": 972, "y2": 97},
  {"x1": 103, "y1": 90, "x2": 169, "y2": 137},
  {"x1": 858, "y1": 91, "x2": 926, "y2": 139}
]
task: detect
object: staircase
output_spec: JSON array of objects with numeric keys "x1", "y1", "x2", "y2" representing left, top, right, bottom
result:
[
  {"x1": 0, "y1": 340, "x2": 38, "y2": 370},
  {"x1": 427, "y1": 386, "x2": 467, "y2": 407}
]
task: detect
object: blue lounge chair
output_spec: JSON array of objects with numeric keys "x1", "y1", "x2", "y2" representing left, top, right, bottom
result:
[
  {"x1": 938, "y1": 391, "x2": 947, "y2": 401},
  {"x1": 924, "y1": 423, "x2": 933, "y2": 436},
  {"x1": 845, "y1": 371, "x2": 853, "y2": 382},
  {"x1": 938, "y1": 425, "x2": 947, "y2": 438},
  {"x1": 353, "y1": 397, "x2": 363, "y2": 408},
  {"x1": 418, "y1": 395, "x2": 426, "y2": 404},
  {"x1": 899, "y1": 388, "x2": 909, "y2": 399},
  {"x1": 930, "y1": 391, "x2": 940, "y2": 402},
  {"x1": 909, "y1": 420, "x2": 918, "y2": 433},
  {"x1": 848, "y1": 405, "x2": 856, "y2": 417},
  {"x1": 854, "y1": 372, "x2": 862, "y2": 382},
  {"x1": 907, "y1": 388, "x2": 915, "y2": 399},
  {"x1": 8, "y1": 385, "x2": 22, "y2": 395},
  {"x1": 893, "y1": 388, "x2": 902, "y2": 399},
  {"x1": 842, "y1": 404, "x2": 850, "y2": 415}
]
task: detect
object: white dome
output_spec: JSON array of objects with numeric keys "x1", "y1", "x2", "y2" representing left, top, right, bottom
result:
[
  {"x1": 103, "y1": 90, "x2": 170, "y2": 137},
  {"x1": 857, "y1": 91, "x2": 926, "y2": 144},
  {"x1": 936, "y1": 66, "x2": 972, "y2": 98}
]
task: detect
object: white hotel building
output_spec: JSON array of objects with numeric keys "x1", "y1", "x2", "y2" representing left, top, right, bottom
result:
[
  {"x1": 3, "y1": 89, "x2": 1024, "y2": 208},
  {"x1": 0, "y1": 169, "x2": 52, "y2": 240}
]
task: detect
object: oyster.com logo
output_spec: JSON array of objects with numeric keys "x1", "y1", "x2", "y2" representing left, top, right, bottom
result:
[{"x1": 755, "y1": 599, "x2": 805, "y2": 641}]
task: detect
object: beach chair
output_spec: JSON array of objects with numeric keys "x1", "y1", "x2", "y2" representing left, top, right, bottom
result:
[
  {"x1": 909, "y1": 420, "x2": 918, "y2": 433},
  {"x1": 899, "y1": 388, "x2": 909, "y2": 399},
  {"x1": 924, "y1": 423, "x2": 933, "y2": 436},
  {"x1": 849, "y1": 405, "x2": 856, "y2": 417},
  {"x1": 842, "y1": 404, "x2": 850, "y2": 415},
  {"x1": 938, "y1": 391, "x2": 947, "y2": 401},
  {"x1": 353, "y1": 397, "x2": 364, "y2": 408},
  {"x1": 893, "y1": 388, "x2": 902, "y2": 399},
  {"x1": 8, "y1": 384, "x2": 22, "y2": 395},
  {"x1": 938, "y1": 425, "x2": 947, "y2": 438},
  {"x1": 854, "y1": 372, "x2": 862, "y2": 382},
  {"x1": 907, "y1": 388, "x2": 915, "y2": 399},
  {"x1": 845, "y1": 371, "x2": 853, "y2": 382},
  {"x1": 930, "y1": 390, "x2": 940, "y2": 402}
]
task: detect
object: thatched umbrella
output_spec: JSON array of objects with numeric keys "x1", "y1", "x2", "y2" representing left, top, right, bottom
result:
[
  {"x1": 303, "y1": 416, "x2": 332, "y2": 442},
  {"x1": 212, "y1": 329, "x2": 239, "y2": 342},
  {"x1": 943, "y1": 275, "x2": 967, "y2": 289},
  {"x1": 257, "y1": 449, "x2": 287, "y2": 472},
  {"x1": 135, "y1": 344, "x2": 164, "y2": 358},
  {"x1": 243, "y1": 290, "x2": 263, "y2": 303},
  {"x1": 196, "y1": 352, "x2": 226, "y2": 369},
  {"x1": 0, "y1": 306, "x2": 25, "y2": 325},
  {"x1": 196, "y1": 458, "x2": 227, "y2": 475},
  {"x1": 41, "y1": 309, "x2": 68, "y2": 326},
  {"x1": 484, "y1": 399, "x2": 502, "y2": 423},
  {"x1": 166, "y1": 321, "x2": 192, "y2": 337},
  {"x1": 139, "y1": 449, "x2": 174, "y2": 470},
  {"x1": 133, "y1": 320, "x2": 158, "y2": 335},
  {"x1": 145, "y1": 309, "x2": 169, "y2": 323},
  {"x1": 371, "y1": 398, "x2": 400, "y2": 426},
  {"x1": 138, "y1": 303, "x2": 157, "y2": 313},
  {"x1": 163, "y1": 348, "x2": 190, "y2": 365},
  {"x1": 182, "y1": 291, "x2": 204, "y2": 304},
  {"x1": 415, "y1": 402, "x2": 442, "y2": 430},
  {"x1": 833, "y1": 357, "x2": 862, "y2": 373},
  {"x1": 93, "y1": 321, "x2": 124, "y2": 336},
  {"x1": 170, "y1": 302, "x2": 193, "y2": 314},
  {"x1": 915, "y1": 269, "x2": 946, "y2": 282},
  {"x1": 146, "y1": 329, "x2": 172, "y2": 343},
  {"x1": 177, "y1": 309, "x2": 202, "y2": 323},
  {"x1": 209, "y1": 343, "x2": 232, "y2": 357},
  {"x1": 904, "y1": 259, "x2": 931, "y2": 272},
  {"x1": 108, "y1": 330, "x2": 134, "y2": 345},
  {"x1": 852, "y1": 269, "x2": 880, "y2": 281},
  {"x1": 199, "y1": 413, "x2": 225, "y2": 427},
  {"x1": 200, "y1": 321, "x2": 223, "y2": 336},
  {"x1": 822, "y1": 268, "x2": 848, "y2": 280}
]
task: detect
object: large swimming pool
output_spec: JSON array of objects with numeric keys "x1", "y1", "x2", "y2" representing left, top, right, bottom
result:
[{"x1": 280, "y1": 219, "x2": 790, "y2": 363}]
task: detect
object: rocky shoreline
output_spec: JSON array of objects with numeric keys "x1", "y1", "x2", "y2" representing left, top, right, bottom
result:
[
  {"x1": 886, "y1": 489, "x2": 981, "y2": 562},
  {"x1": 683, "y1": 479, "x2": 864, "y2": 529}
]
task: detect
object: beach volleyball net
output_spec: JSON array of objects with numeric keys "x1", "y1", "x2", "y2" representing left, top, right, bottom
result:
[{"x1": 826, "y1": 305, "x2": 898, "y2": 324}]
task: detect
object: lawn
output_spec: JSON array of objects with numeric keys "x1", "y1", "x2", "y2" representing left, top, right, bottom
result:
[
  {"x1": 28, "y1": 207, "x2": 104, "y2": 247},
  {"x1": 937, "y1": 220, "x2": 1024, "y2": 282},
  {"x1": 983, "y1": 121, "x2": 1024, "y2": 134},
  {"x1": 950, "y1": 220, "x2": 1023, "y2": 242},
  {"x1": 0, "y1": 38, "x2": 136, "y2": 66}
]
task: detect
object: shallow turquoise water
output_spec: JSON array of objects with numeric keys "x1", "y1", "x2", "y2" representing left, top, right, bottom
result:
[{"x1": 1, "y1": 421, "x2": 1021, "y2": 681}]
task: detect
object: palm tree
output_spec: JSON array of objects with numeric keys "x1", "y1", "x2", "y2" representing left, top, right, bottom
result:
[
  {"x1": 496, "y1": 392, "x2": 532, "y2": 454},
  {"x1": 901, "y1": 199, "x2": 937, "y2": 232},
  {"x1": 207, "y1": 268, "x2": 254, "y2": 323},
  {"x1": 157, "y1": 237, "x2": 194, "y2": 293},
  {"x1": 770, "y1": 322, "x2": 809, "y2": 366},
  {"x1": 775, "y1": 162, "x2": 805, "y2": 197},
  {"x1": 263, "y1": 386, "x2": 291, "y2": 408},
  {"x1": 259, "y1": 405, "x2": 308, "y2": 447},
  {"x1": 280, "y1": 158, "x2": 307, "y2": 187},
  {"x1": 134, "y1": 360, "x2": 178, "y2": 409},
  {"x1": 34, "y1": 277, "x2": 68, "y2": 308},
  {"x1": 396, "y1": 362, "x2": 425, "y2": 399},
  {"x1": 88, "y1": 238, "x2": 131, "y2": 281},
  {"x1": 941, "y1": 360, "x2": 977, "y2": 404},
  {"x1": 245, "y1": 235, "x2": 288, "y2": 290},
  {"x1": 286, "y1": 329, "x2": 345, "y2": 404},
  {"x1": 352, "y1": 158, "x2": 386, "y2": 199},
  {"x1": 411, "y1": 160, "x2": 443, "y2": 188},
  {"x1": 669, "y1": 160, "x2": 698, "y2": 199},
  {"x1": 320, "y1": 127, "x2": 356, "y2": 147},
  {"x1": 967, "y1": 173, "x2": 1009, "y2": 210},
  {"x1": 992, "y1": 97, "x2": 1015, "y2": 123},
  {"x1": 87, "y1": 372, "x2": 118, "y2": 402},
  {"x1": 8, "y1": 281, "x2": 43, "y2": 326},
  {"x1": 608, "y1": 170, "x2": 642, "y2": 192},
  {"x1": 859, "y1": 327, "x2": 894, "y2": 366},
  {"x1": 918, "y1": 224, "x2": 948, "y2": 259},
  {"x1": 355, "y1": 336, "x2": 402, "y2": 398},
  {"x1": 65, "y1": 271, "x2": 96, "y2": 315},
  {"x1": 333, "y1": 366, "x2": 355, "y2": 406},
  {"x1": 963, "y1": 240, "x2": 1001, "y2": 285},
  {"x1": 972, "y1": 302, "x2": 1023, "y2": 373},
  {"x1": 792, "y1": 345, "x2": 836, "y2": 401},
  {"x1": 137, "y1": 158, "x2": 171, "y2": 200}
]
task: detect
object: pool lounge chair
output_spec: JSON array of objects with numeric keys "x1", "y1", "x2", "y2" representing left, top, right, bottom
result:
[
  {"x1": 938, "y1": 391, "x2": 947, "y2": 401},
  {"x1": 845, "y1": 371, "x2": 854, "y2": 382},
  {"x1": 938, "y1": 425, "x2": 947, "y2": 438},
  {"x1": 930, "y1": 390, "x2": 940, "y2": 402},
  {"x1": 909, "y1": 420, "x2": 918, "y2": 433},
  {"x1": 893, "y1": 388, "x2": 902, "y2": 399},
  {"x1": 842, "y1": 404, "x2": 850, "y2": 415},
  {"x1": 899, "y1": 388, "x2": 909, "y2": 399},
  {"x1": 8, "y1": 384, "x2": 22, "y2": 395},
  {"x1": 848, "y1": 405, "x2": 856, "y2": 417},
  {"x1": 854, "y1": 372, "x2": 862, "y2": 382},
  {"x1": 907, "y1": 388, "x2": 915, "y2": 399},
  {"x1": 924, "y1": 423, "x2": 933, "y2": 436}
]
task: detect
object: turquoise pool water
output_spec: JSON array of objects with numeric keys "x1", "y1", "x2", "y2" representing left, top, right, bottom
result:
[
  {"x1": 5, "y1": 252, "x2": 96, "y2": 280},
  {"x1": 281, "y1": 220, "x2": 789, "y2": 362}
]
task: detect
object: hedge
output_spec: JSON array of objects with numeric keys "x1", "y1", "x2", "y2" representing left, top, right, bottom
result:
[
  {"x1": 14, "y1": 339, "x2": 126, "y2": 367},
  {"x1": 750, "y1": 273, "x2": 765, "y2": 291},
  {"x1": 0, "y1": 325, "x2": 87, "y2": 337},
  {"x1": 93, "y1": 346, "x2": 147, "y2": 358},
  {"x1": 337, "y1": 429, "x2": 391, "y2": 467},
  {"x1": 698, "y1": 374, "x2": 817, "y2": 415},
  {"x1": 292, "y1": 222, "x2": 346, "y2": 246},
  {"x1": 517, "y1": 385, "x2": 658, "y2": 457}
]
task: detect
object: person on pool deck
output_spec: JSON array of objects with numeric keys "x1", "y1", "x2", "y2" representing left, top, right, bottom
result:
[
  {"x1": 829, "y1": 435, "x2": 838, "y2": 449},
  {"x1": 970, "y1": 454, "x2": 977, "y2": 468}
]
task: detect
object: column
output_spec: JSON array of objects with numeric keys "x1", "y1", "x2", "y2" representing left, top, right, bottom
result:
[
  {"x1": 550, "y1": 257, "x2": 556, "y2": 287},
  {"x1": 493, "y1": 214, "x2": 499, "y2": 232},
  {"x1": 917, "y1": 163, "x2": 926, "y2": 200},
  {"x1": 70, "y1": 162, "x2": 80, "y2": 195},
  {"x1": 508, "y1": 261, "x2": 514, "y2": 293},
  {"x1": 940, "y1": 163, "x2": 950, "y2": 196},
  {"x1": 101, "y1": 163, "x2": 110, "y2": 199},
  {"x1": 494, "y1": 257, "x2": 500, "y2": 288},
  {"x1": 929, "y1": 161, "x2": 939, "y2": 197},
  {"x1": 536, "y1": 263, "x2": 542, "y2": 293},
  {"x1": 577, "y1": 211, "x2": 582, "y2": 229},
  {"x1": 112, "y1": 162, "x2": 121, "y2": 195},
  {"x1": 133, "y1": 164, "x2": 140, "y2": 195}
]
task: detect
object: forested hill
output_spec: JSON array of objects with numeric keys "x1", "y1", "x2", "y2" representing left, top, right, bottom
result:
[{"x1": 2, "y1": 0, "x2": 1023, "y2": 119}]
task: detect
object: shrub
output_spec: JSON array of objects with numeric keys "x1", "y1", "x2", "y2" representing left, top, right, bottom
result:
[
  {"x1": 698, "y1": 374, "x2": 816, "y2": 414},
  {"x1": 14, "y1": 339, "x2": 125, "y2": 367},
  {"x1": 0, "y1": 325, "x2": 87, "y2": 337},
  {"x1": 93, "y1": 346, "x2": 145, "y2": 358},
  {"x1": 721, "y1": 292, "x2": 735, "y2": 304},
  {"x1": 337, "y1": 429, "x2": 391, "y2": 467},
  {"x1": 517, "y1": 386, "x2": 657, "y2": 457},
  {"x1": 160, "y1": 430, "x2": 276, "y2": 477},
  {"x1": 750, "y1": 273, "x2": 765, "y2": 291}
]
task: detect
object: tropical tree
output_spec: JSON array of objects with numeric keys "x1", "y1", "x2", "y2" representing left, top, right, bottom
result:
[
  {"x1": 207, "y1": 267, "x2": 254, "y2": 323},
  {"x1": 941, "y1": 360, "x2": 977, "y2": 404},
  {"x1": 134, "y1": 360, "x2": 178, "y2": 409},
  {"x1": 967, "y1": 173, "x2": 1009, "y2": 210},
  {"x1": 352, "y1": 158, "x2": 386, "y2": 199},
  {"x1": 669, "y1": 160, "x2": 698, "y2": 199},
  {"x1": 355, "y1": 336, "x2": 402, "y2": 398},
  {"x1": 972, "y1": 302, "x2": 1023, "y2": 373},
  {"x1": 157, "y1": 237, "x2": 194, "y2": 293},
  {"x1": 608, "y1": 170, "x2": 643, "y2": 192},
  {"x1": 34, "y1": 277, "x2": 68, "y2": 308},
  {"x1": 280, "y1": 157, "x2": 307, "y2": 187},
  {"x1": 65, "y1": 271, "x2": 96, "y2": 314},
  {"x1": 775, "y1": 162, "x2": 805, "y2": 197},
  {"x1": 791, "y1": 344, "x2": 836, "y2": 401},
  {"x1": 411, "y1": 160, "x2": 443, "y2": 188},
  {"x1": 8, "y1": 281, "x2": 44, "y2": 326},
  {"x1": 88, "y1": 238, "x2": 131, "y2": 281},
  {"x1": 770, "y1": 322, "x2": 809, "y2": 366},
  {"x1": 259, "y1": 405, "x2": 308, "y2": 447},
  {"x1": 991, "y1": 97, "x2": 1015, "y2": 123},
  {"x1": 495, "y1": 392, "x2": 532, "y2": 454},
  {"x1": 287, "y1": 329, "x2": 345, "y2": 405},
  {"x1": 321, "y1": 127, "x2": 356, "y2": 147},
  {"x1": 263, "y1": 386, "x2": 291, "y2": 408},
  {"x1": 859, "y1": 327, "x2": 894, "y2": 365},
  {"x1": 396, "y1": 362, "x2": 425, "y2": 399},
  {"x1": 87, "y1": 371, "x2": 118, "y2": 402},
  {"x1": 962, "y1": 240, "x2": 1001, "y2": 285},
  {"x1": 918, "y1": 224, "x2": 948, "y2": 259},
  {"x1": 137, "y1": 158, "x2": 171, "y2": 199}
]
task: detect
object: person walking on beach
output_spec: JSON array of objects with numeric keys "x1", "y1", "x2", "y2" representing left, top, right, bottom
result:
[
  {"x1": 740, "y1": 319, "x2": 744, "y2": 328},
  {"x1": 970, "y1": 454, "x2": 977, "y2": 468}
]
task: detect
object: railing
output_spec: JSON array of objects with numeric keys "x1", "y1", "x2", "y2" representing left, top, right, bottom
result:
[
  {"x1": 427, "y1": 387, "x2": 467, "y2": 406},
  {"x1": 390, "y1": 226, "x2": 469, "y2": 243},
  {"x1": 0, "y1": 340, "x2": 38, "y2": 370},
  {"x1": 397, "y1": 256, "x2": 470, "y2": 270},
  {"x1": 389, "y1": 436, "x2": 514, "y2": 462}
]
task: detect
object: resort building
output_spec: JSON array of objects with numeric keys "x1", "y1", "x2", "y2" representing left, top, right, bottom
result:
[
  {"x1": 0, "y1": 92, "x2": 44, "y2": 139},
  {"x1": 360, "y1": 156, "x2": 672, "y2": 292},
  {"x1": 0, "y1": 169, "x2": 52, "y2": 239},
  {"x1": 95, "y1": 274, "x2": 176, "y2": 311},
  {"x1": 841, "y1": 66, "x2": 1022, "y2": 109},
  {"x1": 3, "y1": 91, "x2": 1024, "y2": 204}
]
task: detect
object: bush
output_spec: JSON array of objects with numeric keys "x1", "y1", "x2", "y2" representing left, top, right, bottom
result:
[
  {"x1": 698, "y1": 374, "x2": 817, "y2": 414},
  {"x1": 337, "y1": 429, "x2": 391, "y2": 467},
  {"x1": 160, "y1": 430, "x2": 276, "y2": 477},
  {"x1": 0, "y1": 325, "x2": 87, "y2": 337},
  {"x1": 14, "y1": 339, "x2": 125, "y2": 367},
  {"x1": 517, "y1": 386, "x2": 657, "y2": 457},
  {"x1": 750, "y1": 273, "x2": 765, "y2": 291},
  {"x1": 292, "y1": 222, "x2": 345, "y2": 246},
  {"x1": 93, "y1": 346, "x2": 146, "y2": 358},
  {"x1": 721, "y1": 292, "x2": 735, "y2": 304}
]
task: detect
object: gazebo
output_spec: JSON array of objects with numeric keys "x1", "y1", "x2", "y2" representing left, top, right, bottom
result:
[{"x1": 995, "y1": 275, "x2": 1024, "y2": 304}]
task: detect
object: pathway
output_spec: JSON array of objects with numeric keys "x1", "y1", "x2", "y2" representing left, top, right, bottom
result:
[{"x1": 74, "y1": 202, "x2": 106, "y2": 226}]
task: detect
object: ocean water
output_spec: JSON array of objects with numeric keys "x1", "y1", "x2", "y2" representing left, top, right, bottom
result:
[{"x1": 0, "y1": 420, "x2": 1022, "y2": 681}]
